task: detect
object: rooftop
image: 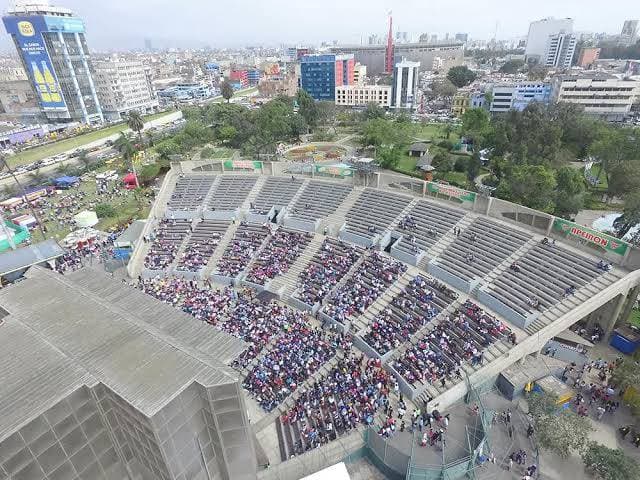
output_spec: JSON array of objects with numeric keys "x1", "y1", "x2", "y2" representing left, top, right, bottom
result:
[{"x1": 0, "y1": 266, "x2": 246, "y2": 442}]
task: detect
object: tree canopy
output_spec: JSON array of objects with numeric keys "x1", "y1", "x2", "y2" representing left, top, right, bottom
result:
[
  {"x1": 498, "y1": 59, "x2": 525, "y2": 74},
  {"x1": 446, "y1": 66, "x2": 477, "y2": 88},
  {"x1": 220, "y1": 80, "x2": 234, "y2": 102},
  {"x1": 582, "y1": 442, "x2": 640, "y2": 480}
]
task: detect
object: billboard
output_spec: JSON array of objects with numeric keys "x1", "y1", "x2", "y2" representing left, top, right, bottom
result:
[
  {"x1": 3, "y1": 15, "x2": 67, "y2": 110},
  {"x1": 426, "y1": 182, "x2": 476, "y2": 204},
  {"x1": 552, "y1": 218, "x2": 629, "y2": 256}
]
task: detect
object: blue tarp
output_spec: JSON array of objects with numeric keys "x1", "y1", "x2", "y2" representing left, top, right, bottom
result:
[{"x1": 53, "y1": 176, "x2": 79, "y2": 186}]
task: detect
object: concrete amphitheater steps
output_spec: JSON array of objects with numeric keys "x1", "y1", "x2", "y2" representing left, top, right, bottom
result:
[
  {"x1": 473, "y1": 238, "x2": 538, "y2": 296},
  {"x1": 242, "y1": 175, "x2": 268, "y2": 210},
  {"x1": 269, "y1": 233, "x2": 324, "y2": 299},
  {"x1": 285, "y1": 178, "x2": 310, "y2": 210},
  {"x1": 419, "y1": 213, "x2": 478, "y2": 269},
  {"x1": 349, "y1": 268, "x2": 415, "y2": 334},
  {"x1": 319, "y1": 187, "x2": 364, "y2": 236},
  {"x1": 202, "y1": 222, "x2": 240, "y2": 279}
]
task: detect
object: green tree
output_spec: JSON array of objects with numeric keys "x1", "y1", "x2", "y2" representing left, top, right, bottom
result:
[
  {"x1": 377, "y1": 145, "x2": 403, "y2": 169},
  {"x1": 432, "y1": 151, "x2": 454, "y2": 172},
  {"x1": 446, "y1": 66, "x2": 477, "y2": 88},
  {"x1": 127, "y1": 111, "x2": 145, "y2": 143},
  {"x1": 361, "y1": 118, "x2": 410, "y2": 148},
  {"x1": 317, "y1": 101, "x2": 337, "y2": 127},
  {"x1": 220, "y1": 80, "x2": 234, "y2": 102},
  {"x1": 614, "y1": 191, "x2": 640, "y2": 239},
  {"x1": 528, "y1": 392, "x2": 594, "y2": 458},
  {"x1": 27, "y1": 167, "x2": 47, "y2": 186},
  {"x1": 428, "y1": 79, "x2": 458, "y2": 99},
  {"x1": 555, "y1": 166, "x2": 586, "y2": 218},
  {"x1": 499, "y1": 59, "x2": 525, "y2": 74},
  {"x1": 609, "y1": 161, "x2": 640, "y2": 199},
  {"x1": 582, "y1": 442, "x2": 640, "y2": 480},
  {"x1": 217, "y1": 125, "x2": 238, "y2": 144},
  {"x1": 496, "y1": 164, "x2": 557, "y2": 213},
  {"x1": 467, "y1": 152, "x2": 482, "y2": 181},
  {"x1": 114, "y1": 132, "x2": 136, "y2": 162},
  {"x1": 95, "y1": 203, "x2": 117, "y2": 218},
  {"x1": 76, "y1": 149, "x2": 92, "y2": 172},
  {"x1": 362, "y1": 102, "x2": 385, "y2": 120},
  {"x1": 297, "y1": 89, "x2": 318, "y2": 128},
  {"x1": 527, "y1": 64, "x2": 548, "y2": 81},
  {"x1": 138, "y1": 163, "x2": 161, "y2": 185},
  {"x1": 461, "y1": 108, "x2": 491, "y2": 147}
]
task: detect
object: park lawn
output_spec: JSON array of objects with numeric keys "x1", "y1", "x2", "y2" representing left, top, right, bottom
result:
[
  {"x1": 210, "y1": 86, "x2": 258, "y2": 104},
  {"x1": 433, "y1": 171, "x2": 469, "y2": 189},
  {"x1": 201, "y1": 147, "x2": 234, "y2": 159},
  {"x1": 396, "y1": 153, "x2": 418, "y2": 173},
  {"x1": 628, "y1": 309, "x2": 640, "y2": 328},
  {"x1": 7, "y1": 111, "x2": 175, "y2": 168},
  {"x1": 412, "y1": 123, "x2": 461, "y2": 144},
  {"x1": 586, "y1": 164, "x2": 608, "y2": 191}
]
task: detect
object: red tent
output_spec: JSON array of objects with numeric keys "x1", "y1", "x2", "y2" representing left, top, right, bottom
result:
[{"x1": 123, "y1": 173, "x2": 138, "y2": 190}]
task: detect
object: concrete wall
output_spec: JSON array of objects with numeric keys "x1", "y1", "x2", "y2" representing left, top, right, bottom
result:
[
  {"x1": 476, "y1": 287, "x2": 539, "y2": 330},
  {"x1": 427, "y1": 262, "x2": 474, "y2": 293}
]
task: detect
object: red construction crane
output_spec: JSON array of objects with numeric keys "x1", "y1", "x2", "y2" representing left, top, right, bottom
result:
[{"x1": 385, "y1": 12, "x2": 394, "y2": 74}]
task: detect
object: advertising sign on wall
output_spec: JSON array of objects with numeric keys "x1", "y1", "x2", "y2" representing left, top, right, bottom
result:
[
  {"x1": 426, "y1": 182, "x2": 476, "y2": 204},
  {"x1": 223, "y1": 160, "x2": 263, "y2": 171},
  {"x1": 552, "y1": 218, "x2": 629, "y2": 255},
  {"x1": 314, "y1": 165, "x2": 354, "y2": 177},
  {"x1": 3, "y1": 16, "x2": 66, "y2": 110}
]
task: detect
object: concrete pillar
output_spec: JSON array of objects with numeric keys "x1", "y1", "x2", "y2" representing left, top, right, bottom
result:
[
  {"x1": 485, "y1": 196, "x2": 493, "y2": 216},
  {"x1": 605, "y1": 293, "x2": 627, "y2": 338},
  {"x1": 617, "y1": 285, "x2": 640, "y2": 329},
  {"x1": 546, "y1": 216, "x2": 555, "y2": 236}
]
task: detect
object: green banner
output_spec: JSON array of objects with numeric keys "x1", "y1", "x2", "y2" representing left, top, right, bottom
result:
[
  {"x1": 552, "y1": 218, "x2": 629, "y2": 255},
  {"x1": 0, "y1": 222, "x2": 30, "y2": 253},
  {"x1": 223, "y1": 160, "x2": 263, "y2": 170},
  {"x1": 426, "y1": 182, "x2": 476, "y2": 203},
  {"x1": 314, "y1": 165, "x2": 354, "y2": 177}
]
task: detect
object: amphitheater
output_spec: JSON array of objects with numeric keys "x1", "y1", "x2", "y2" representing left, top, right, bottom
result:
[{"x1": 124, "y1": 159, "x2": 640, "y2": 480}]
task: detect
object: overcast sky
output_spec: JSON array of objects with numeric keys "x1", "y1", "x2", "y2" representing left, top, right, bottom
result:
[{"x1": 1, "y1": 0, "x2": 638, "y2": 51}]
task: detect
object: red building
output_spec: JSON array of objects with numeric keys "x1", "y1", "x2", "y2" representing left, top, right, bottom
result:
[
  {"x1": 334, "y1": 55, "x2": 355, "y2": 87},
  {"x1": 229, "y1": 70, "x2": 249, "y2": 88},
  {"x1": 577, "y1": 48, "x2": 600, "y2": 69}
]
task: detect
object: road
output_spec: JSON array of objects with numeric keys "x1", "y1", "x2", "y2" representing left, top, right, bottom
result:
[{"x1": 0, "y1": 111, "x2": 183, "y2": 188}]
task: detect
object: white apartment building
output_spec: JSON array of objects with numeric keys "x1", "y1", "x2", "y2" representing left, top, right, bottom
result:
[
  {"x1": 335, "y1": 84, "x2": 391, "y2": 107},
  {"x1": 95, "y1": 59, "x2": 159, "y2": 122},
  {"x1": 353, "y1": 63, "x2": 367, "y2": 85},
  {"x1": 551, "y1": 74, "x2": 640, "y2": 121},
  {"x1": 392, "y1": 59, "x2": 420, "y2": 109},
  {"x1": 525, "y1": 17, "x2": 573, "y2": 62},
  {"x1": 544, "y1": 33, "x2": 576, "y2": 69}
]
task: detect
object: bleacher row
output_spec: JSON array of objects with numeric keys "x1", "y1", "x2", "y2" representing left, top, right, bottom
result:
[
  {"x1": 344, "y1": 188, "x2": 413, "y2": 239},
  {"x1": 176, "y1": 220, "x2": 229, "y2": 272},
  {"x1": 216, "y1": 223, "x2": 270, "y2": 277},
  {"x1": 289, "y1": 182, "x2": 353, "y2": 222},
  {"x1": 167, "y1": 175, "x2": 215, "y2": 212},
  {"x1": 361, "y1": 275, "x2": 459, "y2": 356},
  {"x1": 144, "y1": 219, "x2": 191, "y2": 270},
  {"x1": 252, "y1": 177, "x2": 305, "y2": 213}
]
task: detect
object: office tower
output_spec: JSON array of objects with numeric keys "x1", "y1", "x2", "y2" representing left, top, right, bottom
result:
[
  {"x1": 2, "y1": 2, "x2": 103, "y2": 124},
  {"x1": 525, "y1": 17, "x2": 573, "y2": 63},
  {"x1": 299, "y1": 54, "x2": 354, "y2": 101},
  {"x1": 392, "y1": 58, "x2": 420, "y2": 109},
  {"x1": 455, "y1": 33, "x2": 469, "y2": 43},
  {"x1": 545, "y1": 32, "x2": 577, "y2": 69},
  {"x1": 620, "y1": 20, "x2": 639, "y2": 46},
  {"x1": 144, "y1": 37, "x2": 153, "y2": 51}
]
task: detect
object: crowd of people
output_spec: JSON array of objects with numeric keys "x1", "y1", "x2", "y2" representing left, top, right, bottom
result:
[
  {"x1": 362, "y1": 275, "x2": 458, "y2": 355},
  {"x1": 176, "y1": 235, "x2": 221, "y2": 272},
  {"x1": 216, "y1": 223, "x2": 270, "y2": 277},
  {"x1": 245, "y1": 229, "x2": 311, "y2": 285},
  {"x1": 279, "y1": 355, "x2": 391, "y2": 453},
  {"x1": 392, "y1": 301, "x2": 510, "y2": 388},
  {"x1": 143, "y1": 218, "x2": 191, "y2": 269},
  {"x1": 54, "y1": 234, "x2": 116, "y2": 274},
  {"x1": 323, "y1": 252, "x2": 406, "y2": 323},
  {"x1": 243, "y1": 326, "x2": 348, "y2": 412},
  {"x1": 295, "y1": 239, "x2": 361, "y2": 306}
]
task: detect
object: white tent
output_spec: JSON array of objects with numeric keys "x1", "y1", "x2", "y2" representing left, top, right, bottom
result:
[{"x1": 73, "y1": 210, "x2": 99, "y2": 228}]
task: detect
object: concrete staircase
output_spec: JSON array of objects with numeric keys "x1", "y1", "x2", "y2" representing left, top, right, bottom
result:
[
  {"x1": 285, "y1": 178, "x2": 310, "y2": 210},
  {"x1": 384, "y1": 198, "x2": 418, "y2": 239},
  {"x1": 202, "y1": 175, "x2": 222, "y2": 208},
  {"x1": 471, "y1": 238, "x2": 538, "y2": 296},
  {"x1": 318, "y1": 187, "x2": 364, "y2": 236},
  {"x1": 350, "y1": 268, "x2": 415, "y2": 334},
  {"x1": 269, "y1": 233, "x2": 324, "y2": 299},
  {"x1": 418, "y1": 212, "x2": 477, "y2": 270},
  {"x1": 242, "y1": 175, "x2": 268, "y2": 210},
  {"x1": 523, "y1": 268, "x2": 628, "y2": 336},
  {"x1": 202, "y1": 222, "x2": 240, "y2": 278}
]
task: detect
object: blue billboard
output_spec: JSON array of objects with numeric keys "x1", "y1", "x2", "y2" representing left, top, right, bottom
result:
[{"x1": 3, "y1": 15, "x2": 67, "y2": 110}]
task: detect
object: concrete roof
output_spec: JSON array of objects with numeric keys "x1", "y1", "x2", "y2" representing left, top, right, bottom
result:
[
  {"x1": 0, "y1": 267, "x2": 246, "y2": 442},
  {"x1": 114, "y1": 219, "x2": 146, "y2": 248},
  {"x1": 0, "y1": 239, "x2": 64, "y2": 276}
]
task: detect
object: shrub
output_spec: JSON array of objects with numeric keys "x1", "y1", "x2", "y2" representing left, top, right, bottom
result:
[
  {"x1": 454, "y1": 156, "x2": 468, "y2": 172},
  {"x1": 95, "y1": 203, "x2": 117, "y2": 218}
]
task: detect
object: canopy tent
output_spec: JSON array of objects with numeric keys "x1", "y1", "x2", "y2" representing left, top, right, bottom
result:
[
  {"x1": 73, "y1": 210, "x2": 99, "y2": 228},
  {"x1": 63, "y1": 227, "x2": 107, "y2": 248},
  {"x1": 53, "y1": 176, "x2": 79, "y2": 188},
  {"x1": 0, "y1": 239, "x2": 63, "y2": 277},
  {"x1": 123, "y1": 173, "x2": 138, "y2": 190}
]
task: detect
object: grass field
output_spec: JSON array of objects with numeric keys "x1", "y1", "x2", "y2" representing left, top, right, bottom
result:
[
  {"x1": 200, "y1": 147, "x2": 234, "y2": 159},
  {"x1": 411, "y1": 123, "x2": 461, "y2": 144},
  {"x1": 7, "y1": 111, "x2": 175, "y2": 168},
  {"x1": 210, "y1": 86, "x2": 258, "y2": 104},
  {"x1": 585, "y1": 164, "x2": 608, "y2": 191},
  {"x1": 628, "y1": 309, "x2": 640, "y2": 328}
]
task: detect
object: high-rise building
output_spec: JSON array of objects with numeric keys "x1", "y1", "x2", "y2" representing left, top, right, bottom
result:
[
  {"x1": 353, "y1": 62, "x2": 367, "y2": 85},
  {"x1": 455, "y1": 33, "x2": 469, "y2": 43},
  {"x1": 620, "y1": 20, "x2": 639, "y2": 46},
  {"x1": 419, "y1": 33, "x2": 430, "y2": 43},
  {"x1": 229, "y1": 69, "x2": 249, "y2": 88},
  {"x1": 490, "y1": 82, "x2": 551, "y2": 113},
  {"x1": 2, "y1": 2, "x2": 103, "y2": 124},
  {"x1": 299, "y1": 54, "x2": 354, "y2": 101},
  {"x1": 94, "y1": 58, "x2": 159, "y2": 122},
  {"x1": 144, "y1": 37, "x2": 153, "y2": 52},
  {"x1": 525, "y1": 17, "x2": 574, "y2": 63},
  {"x1": 392, "y1": 58, "x2": 420, "y2": 109},
  {"x1": 544, "y1": 32, "x2": 577, "y2": 69}
]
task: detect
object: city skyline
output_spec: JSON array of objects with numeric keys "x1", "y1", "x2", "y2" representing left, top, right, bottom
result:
[{"x1": 0, "y1": 0, "x2": 638, "y2": 52}]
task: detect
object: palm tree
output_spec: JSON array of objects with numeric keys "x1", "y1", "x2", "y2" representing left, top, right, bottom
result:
[
  {"x1": 127, "y1": 111, "x2": 145, "y2": 144},
  {"x1": 27, "y1": 167, "x2": 47, "y2": 187},
  {"x1": 114, "y1": 132, "x2": 139, "y2": 187},
  {"x1": 77, "y1": 149, "x2": 92, "y2": 172}
]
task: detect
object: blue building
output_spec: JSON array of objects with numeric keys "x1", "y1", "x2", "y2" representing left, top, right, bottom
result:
[
  {"x1": 490, "y1": 82, "x2": 551, "y2": 113},
  {"x1": 300, "y1": 54, "x2": 354, "y2": 101},
  {"x1": 247, "y1": 69, "x2": 262, "y2": 86},
  {"x1": 2, "y1": 3, "x2": 103, "y2": 124}
]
